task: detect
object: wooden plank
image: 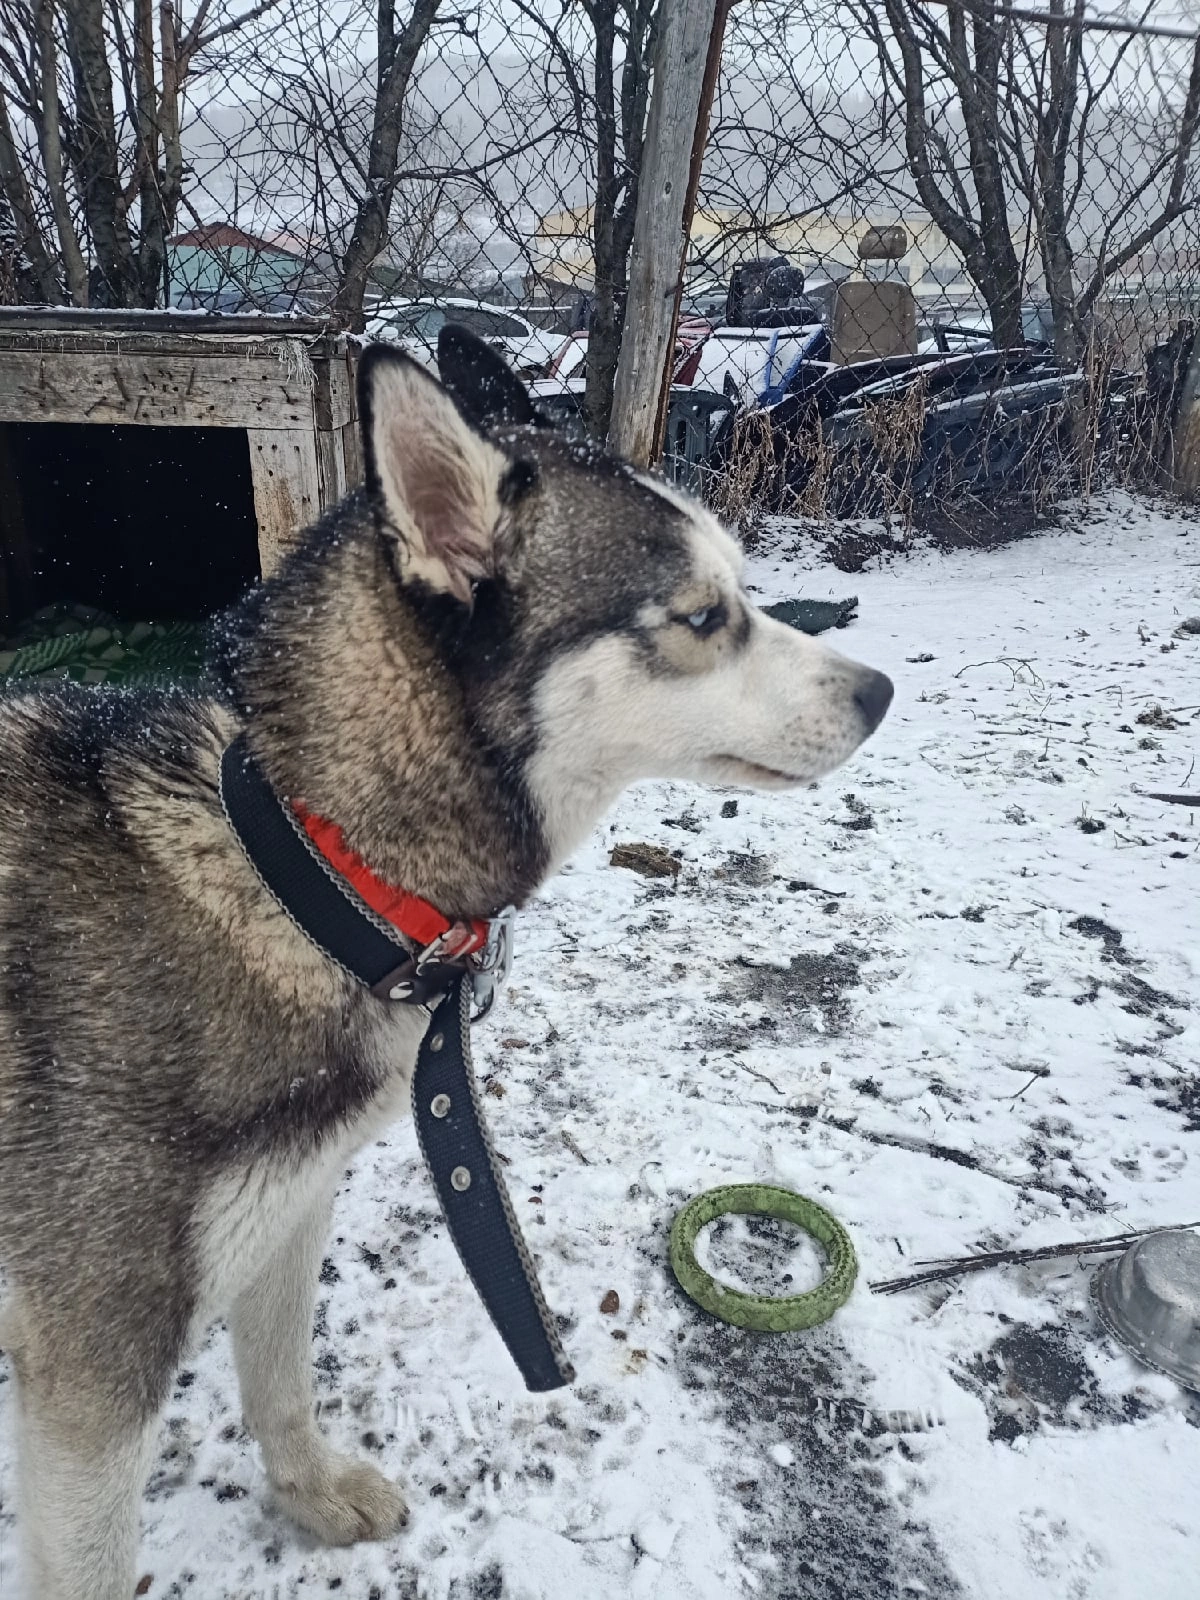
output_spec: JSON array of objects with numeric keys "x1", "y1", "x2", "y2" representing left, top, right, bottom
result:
[
  {"x1": 1175, "y1": 333, "x2": 1200, "y2": 493},
  {"x1": 314, "y1": 426, "x2": 347, "y2": 511},
  {"x1": 341, "y1": 418, "x2": 363, "y2": 491},
  {"x1": 0, "y1": 307, "x2": 330, "y2": 338},
  {"x1": 0, "y1": 349, "x2": 318, "y2": 429},
  {"x1": 313, "y1": 349, "x2": 355, "y2": 431},
  {"x1": 650, "y1": 0, "x2": 732, "y2": 461},
  {"x1": 248, "y1": 428, "x2": 321, "y2": 576},
  {"x1": 609, "y1": 0, "x2": 719, "y2": 466}
]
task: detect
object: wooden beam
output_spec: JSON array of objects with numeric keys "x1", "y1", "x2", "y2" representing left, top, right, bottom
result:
[
  {"x1": 0, "y1": 307, "x2": 331, "y2": 337},
  {"x1": 340, "y1": 417, "x2": 363, "y2": 490},
  {"x1": 314, "y1": 427, "x2": 348, "y2": 510},
  {"x1": 0, "y1": 349, "x2": 318, "y2": 429},
  {"x1": 248, "y1": 428, "x2": 321, "y2": 576},
  {"x1": 312, "y1": 347, "x2": 355, "y2": 431},
  {"x1": 650, "y1": 0, "x2": 734, "y2": 463},
  {"x1": 609, "y1": 0, "x2": 720, "y2": 468},
  {"x1": 1176, "y1": 331, "x2": 1200, "y2": 492}
]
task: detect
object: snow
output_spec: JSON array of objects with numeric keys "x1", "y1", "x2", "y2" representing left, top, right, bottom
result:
[{"x1": 2, "y1": 490, "x2": 1199, "y2": 1598}]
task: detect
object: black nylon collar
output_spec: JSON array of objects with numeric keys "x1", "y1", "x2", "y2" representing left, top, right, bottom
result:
[
  {"x1": 218, "y1": 733, "x2": 575, "y2": 1391},
  {"x1": 219, "y1": 734, "x2": 456, "y2": 1004}
]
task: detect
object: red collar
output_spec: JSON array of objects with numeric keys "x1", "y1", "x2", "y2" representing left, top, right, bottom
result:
[{"x1": 291, "y1": 800, "x2": 490, "y2": 960}]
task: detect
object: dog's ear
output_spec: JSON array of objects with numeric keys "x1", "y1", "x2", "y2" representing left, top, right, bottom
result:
[
  {"x1": 358, "y1": 343, "x2": 513, "y2": 604},
  {"x1": 437, "y1": 323, "x2": 536, "y2": 428}
]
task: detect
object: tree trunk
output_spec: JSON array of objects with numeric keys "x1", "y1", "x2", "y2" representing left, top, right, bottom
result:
[
  {"x1": 947, "y1": 3, "x2": 1024, "y2": 346},
  {"x1": 332, "y1": 0, "x2": 443, "y2": 332},
  {"x1": 0, "y1": 87, "x2": 61, "y2": 302},
  {"x1": 64, "y1": 0, "x2": 139, "y2": 305},
  {"x1": 610, "y1": 0, "x2": 717, "y2": 465},
  {"x1": 36, "y1": 0, "x2": 89, "y2": 304},
  {"x1": 133, "y1": 0, "x2": 165, "y2": 306},
  {"x1": 584, "y1": 1, "x2": 621, "y2": 437},
  {"x1": 870, "y1": 0, "x2": 1024, "y2": 347},
  {"x1": 1033, "y1": 0, "x2": 1085, "y2": 363},
  {"x1": 583, "y1": 0, "x2": 656, "y2": 440}
]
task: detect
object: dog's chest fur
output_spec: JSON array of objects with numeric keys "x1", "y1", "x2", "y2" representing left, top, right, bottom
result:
[
  {"x1": 190, "y1": 1000, "x2": 424, "y2": 1335},
  {"x1": 0, "y1": 683, "x2": 431, "y2": 1387}
]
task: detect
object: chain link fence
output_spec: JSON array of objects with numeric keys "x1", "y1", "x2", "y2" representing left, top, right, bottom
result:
[{"x1": 1, "y1": 1, "x2": 1198, "y2": 527}]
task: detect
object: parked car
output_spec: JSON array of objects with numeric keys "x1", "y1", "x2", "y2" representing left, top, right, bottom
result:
[
  {"x1": 706, "y1": 343, "x2": 1134, "y2": 515},
  {"x1": 675, "y1": 322, "x2": 829, "y2": 403},
  {"x1": 680, "y1": 280, "x2": 727, "y2": 320},
  {"x1": 366, "y1": 298, "x2": 561, "y2": 378},
  {"x1": 526, "y1": 376, "x2": 733, "y2": 491},
  {"x1": 540, "y1": 317, "x2": 713, "y2": 387},
  {"x1": 542, "y1": 330, "x2": 588, "y2": 381},
  {"x1": 920, "y1": 301, "x2": 1060, "y2": 356}
]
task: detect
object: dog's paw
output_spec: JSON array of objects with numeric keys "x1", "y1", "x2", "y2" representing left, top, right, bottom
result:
[{"x1": 274, "y1": 1451, "x2": 408, "y2": 1545}]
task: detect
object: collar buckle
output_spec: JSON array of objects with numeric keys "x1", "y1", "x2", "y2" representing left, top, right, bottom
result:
[
  {"x1": 467, "y1": 905, "x2": 515, "y2": 1021},
  {"x1": 373, "y1": 906, "x2": 515, "y2": 1016}
]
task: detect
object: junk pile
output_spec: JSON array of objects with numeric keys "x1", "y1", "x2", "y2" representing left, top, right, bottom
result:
[{"x1": 704, "y1": 326, "x2": 1195, "y2": 518}]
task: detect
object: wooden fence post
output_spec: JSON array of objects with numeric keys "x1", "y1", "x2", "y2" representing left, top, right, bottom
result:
[
  {"x1": 1176, "y1": 328, "x2": 1200, "y2": 493},
  {"x1": 608, "y1": 0, "x2": 720, "y2": 468}
]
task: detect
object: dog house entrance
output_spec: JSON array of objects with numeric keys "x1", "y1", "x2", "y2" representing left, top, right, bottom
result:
[
  {"x1": 0, "y1": 311, "x2": 360, "y2": 685},
  {"x1": 0, "y1": 421, "x2": 261, "y2": 631}
]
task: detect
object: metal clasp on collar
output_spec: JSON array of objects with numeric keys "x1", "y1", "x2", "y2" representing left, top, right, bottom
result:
[
  {"x1": 380, "y1": 906, "x2": 515, "y2": 1018},
  {"x1": 467, "y1": 905, "x2": 515, "y2": 1021}
]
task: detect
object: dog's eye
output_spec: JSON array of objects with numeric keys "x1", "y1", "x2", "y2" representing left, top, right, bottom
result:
[{"x1": 679, "y1": 603, "x2": 726, "y2": 637}]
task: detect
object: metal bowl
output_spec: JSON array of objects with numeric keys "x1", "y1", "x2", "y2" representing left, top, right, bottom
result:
[{"x1": 1092, "y1": 1229, "x2": 1200, "y2": 1393}]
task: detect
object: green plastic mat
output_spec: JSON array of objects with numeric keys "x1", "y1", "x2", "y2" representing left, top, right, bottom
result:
[{"x1": 0, "y1": 605, "x2": 208, "y2": 688}]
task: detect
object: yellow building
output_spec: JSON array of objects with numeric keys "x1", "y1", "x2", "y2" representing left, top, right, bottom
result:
[{"x1": 529, "y1": 205, "x2": 1034, "y2": 305}]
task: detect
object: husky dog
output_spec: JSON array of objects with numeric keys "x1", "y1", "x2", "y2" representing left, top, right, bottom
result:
[{"x1": 0, "y1": 329, "x2": 891, "y2": 1600}]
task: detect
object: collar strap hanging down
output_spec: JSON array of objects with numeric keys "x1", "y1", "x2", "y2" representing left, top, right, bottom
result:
[{"x1": 218, "y1": 734, "x2": 574, "y2": 1392}]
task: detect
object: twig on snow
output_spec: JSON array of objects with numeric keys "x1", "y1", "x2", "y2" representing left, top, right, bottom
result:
[
  {"x1": 560, "y1": 1129, "x2": 590, "y2": 1165},
  {"x1": 869, "y1": 1222, "x2": 1199, "y2": 1295},
  {"x1": 732, "y1": 1054, "x2": 783, "y2": 1096},
  {"x1": 953, "y1": 656, "x2": 1044, "y2": 689},
  {"x1": 1007, "y1": 1071, "x2": 1043, "y2": 1102}
]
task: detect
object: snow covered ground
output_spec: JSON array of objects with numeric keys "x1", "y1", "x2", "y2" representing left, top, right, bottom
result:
[{"x1": 2, "y1": 491, "x2": 1198, "y2": 1599}]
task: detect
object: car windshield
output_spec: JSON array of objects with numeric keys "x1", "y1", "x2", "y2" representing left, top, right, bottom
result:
[
  {"x1": 446, "y1": 307, "x2": 529, "y2": 338},
  {"x1": 388, "y1": 306, "x2": 446, "y2": 338}
]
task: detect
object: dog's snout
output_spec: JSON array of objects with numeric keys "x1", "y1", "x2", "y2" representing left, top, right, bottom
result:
[{"x1": 853, "y1": 669, "x2": 893, "y2": 735}]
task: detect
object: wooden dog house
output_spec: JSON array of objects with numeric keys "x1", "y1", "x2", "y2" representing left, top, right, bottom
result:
[{"x1": 0, "y1": 309, "x2": 360, "y2": 633}]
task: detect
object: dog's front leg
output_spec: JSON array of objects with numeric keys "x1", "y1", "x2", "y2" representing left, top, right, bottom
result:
[
  {"x1": 8, "y1": 1300, "x2": 158, "y2": 1600},
  {"x1": 230, "y1": 1185, "x2": 408, "y2": 1546}
]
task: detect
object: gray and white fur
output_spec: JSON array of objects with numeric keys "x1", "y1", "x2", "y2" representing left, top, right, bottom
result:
[{"x1": 0, "y1": 329, "x2": 892, "y2": 1599}]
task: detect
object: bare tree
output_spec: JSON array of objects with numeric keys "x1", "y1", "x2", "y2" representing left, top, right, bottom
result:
[
  {"x1": 855, "y1": 0, "x2": 1027, "y2": 346},
  {"x1": 0, "y1": 0, "x2": 282, "y2": 306},
  {"x1": 330, "y1": 0, "x2": 445, "y2": 329},
  {"x1": 699, "y1": 3, "x2": 909, "y2": 280},
  {"x1": 580, "y1": 0, "x2": 657, "y2": 435},
  {"x1": 854, "y1": 0, "x2": 1200, "y2": 360},
  {"x1": 1004, "y1": 0, "x2": 1200, "y2": 362}
]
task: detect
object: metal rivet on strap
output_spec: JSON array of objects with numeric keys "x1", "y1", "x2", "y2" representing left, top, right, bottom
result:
[
  {"x1": 430, "y1": 1093, "x2": 451, "y2": 1119},
  {"x1": 450, "y1": 1165, "x2": 472, "y2": 1192},
  {"x1": 429, "y1": 1032, "x2": 444, "y2": 1052}
]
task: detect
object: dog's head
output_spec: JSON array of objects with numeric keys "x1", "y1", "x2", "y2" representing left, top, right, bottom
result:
[{"x1": 358, "y1": 329, "x2": 892, "y2": 864}]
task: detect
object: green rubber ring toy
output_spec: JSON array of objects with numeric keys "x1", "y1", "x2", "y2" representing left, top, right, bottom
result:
[{"x1": 669, "y1": 1184, "x2": 857, "y2": 1332}]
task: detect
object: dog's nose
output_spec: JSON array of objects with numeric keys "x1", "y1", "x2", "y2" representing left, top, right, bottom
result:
[{"x1": 853, "y1": 670, "x2": 894, "y2": 735}]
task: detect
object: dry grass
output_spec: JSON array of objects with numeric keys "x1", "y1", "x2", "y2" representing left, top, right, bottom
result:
[{"x1": 704, "y1": 325, "x2": 1193, "y2": 541}]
